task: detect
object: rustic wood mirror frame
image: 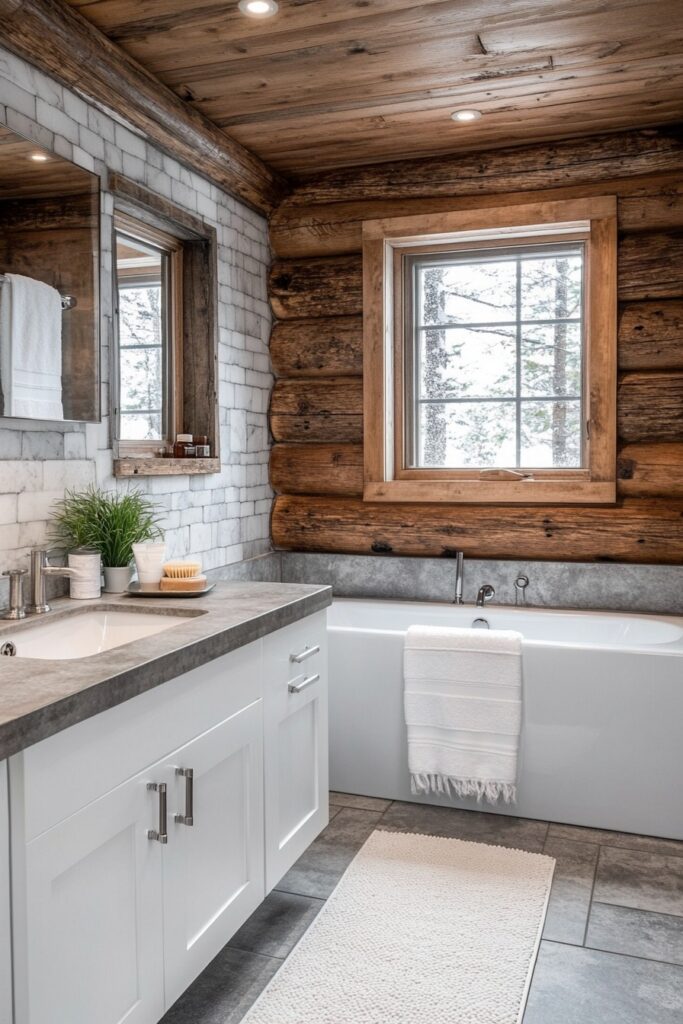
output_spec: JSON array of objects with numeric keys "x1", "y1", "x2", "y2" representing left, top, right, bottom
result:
[
  {"x1": 109, "y1": 174, "x2": 220, "y2": 478},
  {"x1": 362, "y1": 196, "x2": 618, "y2": 505}
]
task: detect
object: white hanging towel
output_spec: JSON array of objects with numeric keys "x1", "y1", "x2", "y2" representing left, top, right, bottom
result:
[
  {"x1": 404, "y1": 625, "x2": 523, "y2": 803},
  {"x1": 0, "y1": 273, "x2": 64, "y2": 420}
]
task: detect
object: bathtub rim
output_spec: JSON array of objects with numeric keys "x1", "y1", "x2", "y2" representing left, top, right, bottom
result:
[{"x1": 326, "y1": 596, "x2": 683, "y2": 655}]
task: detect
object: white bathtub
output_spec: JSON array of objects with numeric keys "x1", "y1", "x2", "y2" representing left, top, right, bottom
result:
[{"x1": 328, "y1": 599, "x2": 683, "y2": 839}]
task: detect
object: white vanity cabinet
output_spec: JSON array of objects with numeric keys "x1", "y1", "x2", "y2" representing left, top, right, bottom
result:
[
  {"x1": 1, "y1": 761, "x2": 12, "y2": 1024},
  {"x1": 263, "y1": 611, "x2": 329, "y2": 889},
  {"x1": 16, "y1": 760, "x2": 166, "y2": 1024},
  {"x1": 162, "y1": 700, "x2": 264, "y2": 1007},
  {"x1": 7, "y1": 608, "x2": 328, "y2": 1024}
]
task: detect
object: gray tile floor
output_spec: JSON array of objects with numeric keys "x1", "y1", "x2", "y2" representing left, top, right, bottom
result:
[{"x1": 161, "y1": 794, "x2": 683, "y2": 1024}]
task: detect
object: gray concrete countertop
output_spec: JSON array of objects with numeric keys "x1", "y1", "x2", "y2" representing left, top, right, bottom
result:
[{"x1": 0, "y1": 581, "x2": 332, "y2": 761}]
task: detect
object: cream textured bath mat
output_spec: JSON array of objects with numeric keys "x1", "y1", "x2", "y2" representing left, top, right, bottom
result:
[{"x1": 241, "y1": 829, "x2": 555, "y2": 1024}]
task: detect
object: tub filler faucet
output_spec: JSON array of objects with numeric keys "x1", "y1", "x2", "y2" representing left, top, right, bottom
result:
[
  {"x1": 453, "y1": 551, "x2": 464, "y2": 605},
  {"x1": 476, "y1": 584, "x2": 495, "y2": 607}
]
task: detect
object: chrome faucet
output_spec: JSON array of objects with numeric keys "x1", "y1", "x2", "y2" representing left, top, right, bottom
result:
[
  {"x1": 476, "y1": 584, "x2": 495, "y2": 607},
  {"x1": 453, "y1": 551, "x2": 464, "y2": 605},
  {"x1": 2, "y1": 568, "x2": 28, "y2": 619},
  {"x1": 27, "y1": 549, "x2": 81, "y2": 614}
]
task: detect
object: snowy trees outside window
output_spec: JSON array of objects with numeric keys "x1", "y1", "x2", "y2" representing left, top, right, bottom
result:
[
  {"x1": 408, "y1": 244, "x2": 583, "y2": 470},
  {"x1": 115, "y1": 227, "x2": 170, "y2": 444}
]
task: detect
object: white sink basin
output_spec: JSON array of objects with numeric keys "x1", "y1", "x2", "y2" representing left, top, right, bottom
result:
[{"x1": 2, "y1": 609, "x2": 196, "y2": 660}]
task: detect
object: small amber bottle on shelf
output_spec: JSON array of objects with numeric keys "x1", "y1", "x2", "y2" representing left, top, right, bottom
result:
[{"x1": 173, "y1": 433, "x2": 195, "y2": 458}]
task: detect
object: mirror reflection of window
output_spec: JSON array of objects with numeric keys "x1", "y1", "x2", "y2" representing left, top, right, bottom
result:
[{"x1": 114, "y1": 216, "x2": 182, "y2": 449}]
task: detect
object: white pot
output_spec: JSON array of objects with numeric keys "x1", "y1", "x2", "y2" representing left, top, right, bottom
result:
[{"x1": 102, "y1": 565, "x2": 132, "y2": 594}]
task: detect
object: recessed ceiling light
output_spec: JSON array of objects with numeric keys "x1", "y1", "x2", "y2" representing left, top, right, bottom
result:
[
  {"x1": 451, "y1": 109, "x2": 482, "y2": 123},
  {"x1": 238, "y1": 0, "x2": 278, "y2": 16},
  {"x1": 29, "y1": 151, "x2": 50, "y2": 162}
]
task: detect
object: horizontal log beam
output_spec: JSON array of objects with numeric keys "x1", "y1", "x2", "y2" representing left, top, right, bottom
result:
[
  {"x1": 270, "y1": 256, "x2": 362, "y2": 320},
  {"x1": 270, "y1": 377, "x2": 363, "y2": 443},
  {"x1": 618, "y1": 231, "x2": 683, "y2": 301},
  {"x1": 271, "y1": 373, "x2": 683, "y2": 445},
  {"x1": 270, "y1": 236, "x2": 683, "y2": 320},
  {"x1": 285, "y1": 128, "x2": 683, "y2": 207},
  {"x1": 271, "y1": 443, "x2": 364, "y2": 496},
  {"x1": 269, "y1": 299, "x2": 683, "y2": 378},
  {"x1": 0, "y1": 0, "x2": 286, "y2": 214},
  {"x1": 617, "y1": 372, "x2": 683, "y2": 443},
  {"x1": 617, "y1": 443, "x2": 683, "y2": 497},
  {"x1": 618, "y1": 301, "x2": 683, "y2": 371},
  {"x1": 270, "y1": 316, "x2": 363, "y2": 377},
  {"x1": 271, "y1": 172, "x2": 683, "y2": 259},
  {"x1": 271, "y1": 495, "x2": 683, "y2": 563},
  {"x1": 271, "y1": 440, "x2": 683, "y2": 501}
]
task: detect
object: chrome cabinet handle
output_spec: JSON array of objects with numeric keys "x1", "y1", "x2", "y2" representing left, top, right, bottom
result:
[
  {"x1": 288, "y1": 673, "x2": 320, "y2": 694},
  {"x1": 290, "y1": 644, "x2": 320, "y2": 664},
  {"x1": 147, "y1": 782, "x2": 168, "y2": 844},
  {"x1": 175, "y1": 767, "x2": 194, "y2": 826}
]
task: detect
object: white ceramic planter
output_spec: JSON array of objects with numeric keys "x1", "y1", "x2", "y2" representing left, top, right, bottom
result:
[{"x1": 102, "y1": 566, "x2": 133, "y2": 594}]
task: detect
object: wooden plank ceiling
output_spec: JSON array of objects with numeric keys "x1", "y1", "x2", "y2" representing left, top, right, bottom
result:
[{"x1": 63, "y1": 0, "x2": 683, "y2": 178}]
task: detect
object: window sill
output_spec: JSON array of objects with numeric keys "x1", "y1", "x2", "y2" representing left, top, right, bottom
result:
[
  {"x1": 113, "y1": 457, "x2": 220, "y2": 478},
  {"x1": 363, "y1": 479, "x2": 616, "y2": 505}
]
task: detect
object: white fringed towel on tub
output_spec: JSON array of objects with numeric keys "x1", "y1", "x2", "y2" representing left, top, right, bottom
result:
[{"x1": 404, "y1": 625, "x2": 523, "y2": 803}]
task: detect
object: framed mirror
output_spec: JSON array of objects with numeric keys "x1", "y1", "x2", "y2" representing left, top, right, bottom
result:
[{"x1": 0, "y1": 122, "x2": 100, "y2": 422}]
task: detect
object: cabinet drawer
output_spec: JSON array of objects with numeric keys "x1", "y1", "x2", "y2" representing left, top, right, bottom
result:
[
  {"x1": 263, "y1": 611, "x2": 326, "y2": 687},
  {"x1": 14, "y1": 640, "x2": 263, "y2": 842}
]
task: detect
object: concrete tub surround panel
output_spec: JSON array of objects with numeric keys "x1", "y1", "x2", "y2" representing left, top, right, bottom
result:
[
  {"x1": 0, "y1": 581, "x2": 331, "y2": 760},
  {"x1": 0, "y1": 45, "x2": 273, "y2": 590},
  {"x1": 279, "y1": 552, "x2": 683, "y2": 616}
]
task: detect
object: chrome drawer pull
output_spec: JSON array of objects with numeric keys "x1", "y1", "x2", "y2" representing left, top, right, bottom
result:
[
  {"x1": 147, "y1": 782, "x2": 168, "y2": 844},
  {"x1": 288, "y1": 672, "x2": 320, "y2": 694},
  {"x1": 290, "y1": 644, "x2": 320, "y2": 664},
  {"x1": 175, "y1": 767, "x2": 194, "y2": 826}
]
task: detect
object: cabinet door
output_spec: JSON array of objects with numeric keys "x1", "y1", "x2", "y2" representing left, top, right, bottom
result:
[
  {"x1": 15, "y1": 771, "x2": 165, "y2": 1024},
  {"x1": 162, "y1": 699, "x2": 265, "y2": 1007},
  {"x1": 263, "y1": 613, "x2": 329, "y2": 890},
  {"x1": 1, "y1": 762, "x2": 12, "y2": 1024}
]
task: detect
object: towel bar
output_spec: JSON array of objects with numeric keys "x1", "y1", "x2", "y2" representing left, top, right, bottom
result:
[{"x1": 0, "y1": 274, "x2": 77, "y2": 311}]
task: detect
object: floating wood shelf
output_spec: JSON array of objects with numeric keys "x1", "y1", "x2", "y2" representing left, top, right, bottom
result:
[{"x1": 114, "y1": 458, "x2": 220, "y2": 478}]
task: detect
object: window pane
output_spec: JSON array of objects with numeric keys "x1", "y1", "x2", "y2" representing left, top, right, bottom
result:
[
  {"x1": 521, "y1": 400, "x2": 582, "y2": 467},
  {"x1": 116, "y1": 229, "x2": 167, "y2": 443},
  {"x1": 417, "y1": 401, "x2": 517, "y2": 468},
  {"x1": 418, "y1": 259, "x2": 517, "y2": 326},
  {"x1": 119, "y1": 412, "x2": 162, "y2": 442},
  {"x1": 419, "y1": 327, "x2": 516, "y2": 400},
  {"x1": 119, "y1": 348, "x2": 162, "y2": 412},
  {"x1": 520, "y1": 253, "x2": 582, "y2": 321},
  {"x1": 521, "y1": 323, "x2": 582, "y2": 398}
]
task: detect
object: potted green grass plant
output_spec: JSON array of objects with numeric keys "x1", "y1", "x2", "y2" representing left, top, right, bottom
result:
[{"x1": 51, "y1": 487, "x2": 164, "y2": 593}]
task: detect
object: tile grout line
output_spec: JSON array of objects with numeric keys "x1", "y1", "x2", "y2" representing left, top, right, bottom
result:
[
  {"x1": 545, "y1": 938, "x2": 683, "y2": 971},
  {"x1": 590, "y1": 899, "x2": 683, "y2": 922},
  {"x1": 582, "y1": 844, "x2": 602, "y2": 947}
]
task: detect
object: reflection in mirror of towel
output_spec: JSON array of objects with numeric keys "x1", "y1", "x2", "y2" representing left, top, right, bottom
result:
[{"x1": 0, "y1": 273, "x2": 64, "y2": 421}]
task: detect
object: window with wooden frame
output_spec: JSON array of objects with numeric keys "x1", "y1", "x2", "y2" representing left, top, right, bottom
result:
[
  {"x1": 114, "y1": 212, "x2": 183, "y2": 451},
  {"x1": 363, "y1": 197, "x2": 617, "y2": 504},
  {"x1": 109, "y1": 174, "x2": 220, "y2": 478}
]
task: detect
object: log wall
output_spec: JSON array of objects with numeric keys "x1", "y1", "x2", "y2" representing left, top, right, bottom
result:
[{"x1": 268, "y1": 127, "x2": 683, "y2": 563}]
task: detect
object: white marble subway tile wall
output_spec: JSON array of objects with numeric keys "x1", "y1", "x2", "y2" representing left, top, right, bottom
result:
[{"x1": 0, "y1": 46, "x2": 273, "y2": 599}]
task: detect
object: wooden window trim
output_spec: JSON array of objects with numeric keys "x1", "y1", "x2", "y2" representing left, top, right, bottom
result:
[
  {"x1": 114, "y1": 211, "x2": 184, "y2": 456},
  {"x1": 362, "y1": 196, "x2": 617, "y2": 505},
  {"x1": 109, "y1": 175, "x2": 220, "y2": 477}
]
